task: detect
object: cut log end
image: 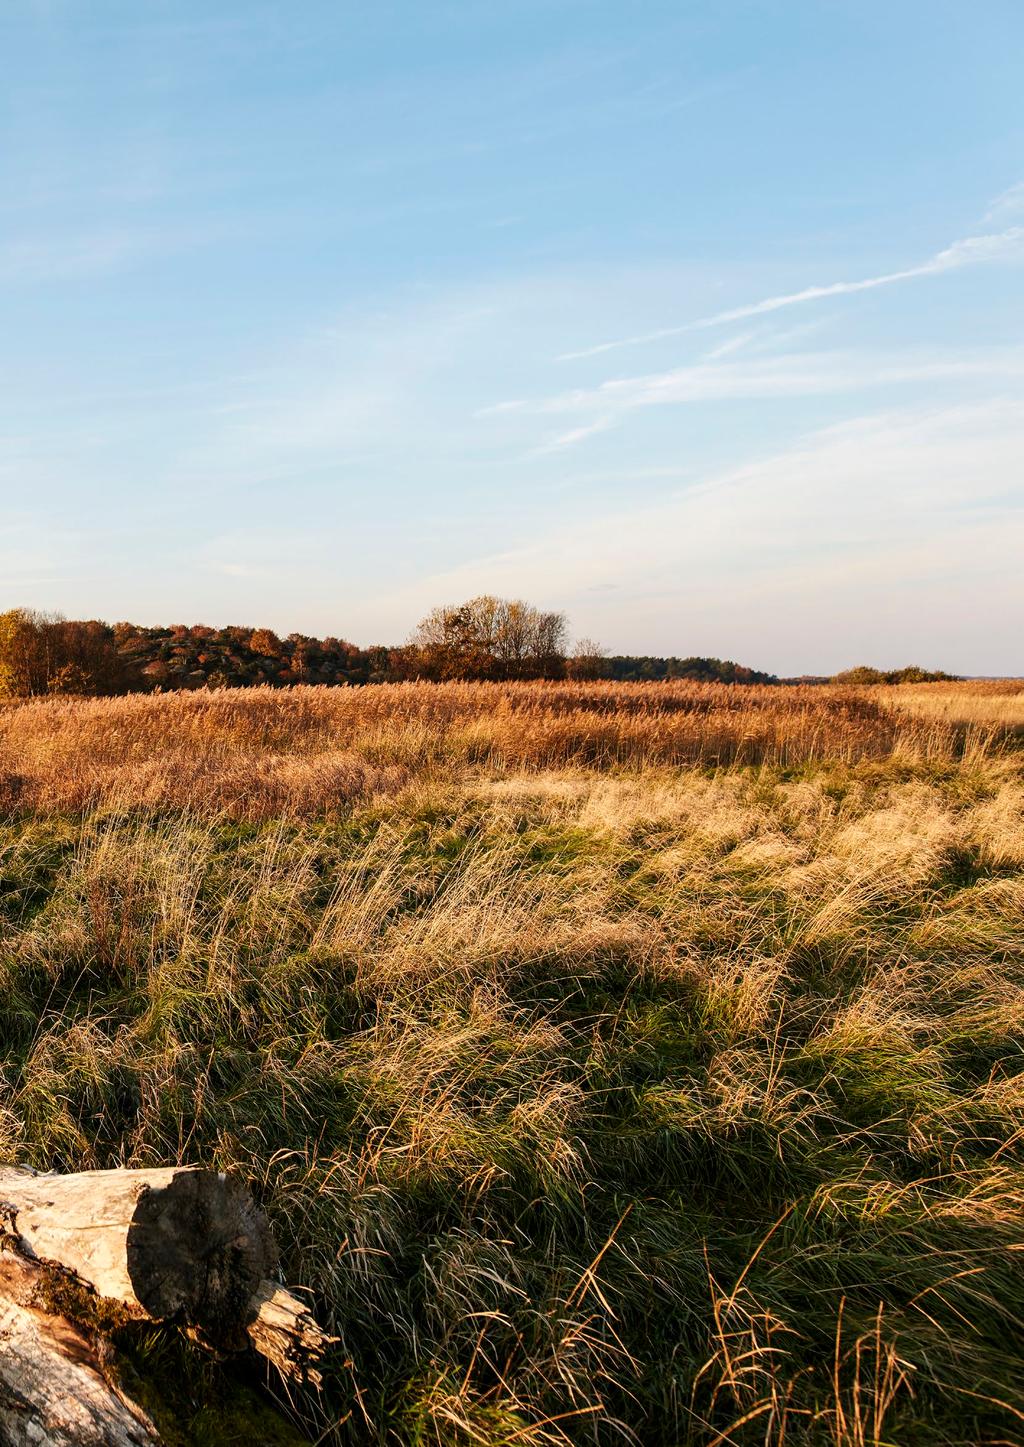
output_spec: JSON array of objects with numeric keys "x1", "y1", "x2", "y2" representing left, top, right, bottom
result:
[
  {"x1": 0, "y1": 1166, "x2": 278, "y2": 1344},
  {"x1": 126, "y1": 1170, "x2": 277, "y2": 1341}
]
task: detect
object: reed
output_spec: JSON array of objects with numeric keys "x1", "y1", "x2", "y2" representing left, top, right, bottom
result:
[{"x1": 4, "y1": 679, "x2": 1017, "y2": 818}]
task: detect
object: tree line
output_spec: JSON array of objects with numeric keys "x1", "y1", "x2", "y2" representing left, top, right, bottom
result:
[
  {"x1": 831, "y1": 665, "x2": 959, "y2": 684},
  {"x1": 0, "y1": 601, "x2": 953, "y2": 699}
]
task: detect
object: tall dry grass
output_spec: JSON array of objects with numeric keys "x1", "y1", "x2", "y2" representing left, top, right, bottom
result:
[
  {"x1": 1, "y1": 681, "x2": 1024, "y2": 1443},
  {"x1": 0, "y1": 680, "x2": 1005, "y2": 817},
  {"x1": 881, "y1": 679, "x2": 1024, "y2": 732}
]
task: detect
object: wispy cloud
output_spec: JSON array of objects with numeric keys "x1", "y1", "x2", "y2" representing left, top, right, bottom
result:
[
  {"x1": 691, "y1": 229, "x2": 1024, "y2": 329},
  {"x1": 508, "y1": 347, "x2": 1024, "y2": 452},
  {"x1": 702, "y1": 331, "x2": 756, "y2": 360},
  {"x1": 557, "y1": 225, "x2": 1024, "y2": 361},
  {"x1": 528, "y1": 415, "x2": 615, "y2": 456},
  {"x1": 984, "y1": 182, "x2": 1024, "y2": 222}
]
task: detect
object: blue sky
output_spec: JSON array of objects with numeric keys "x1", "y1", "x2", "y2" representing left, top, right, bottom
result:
[{"x1": 2, "y1": 0, "x2": 1022, "y2": 674}]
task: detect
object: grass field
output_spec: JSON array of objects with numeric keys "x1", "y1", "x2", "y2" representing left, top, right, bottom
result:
[{"x1": 2, "y1": 679, "x2": 1024, "y2": 1444}]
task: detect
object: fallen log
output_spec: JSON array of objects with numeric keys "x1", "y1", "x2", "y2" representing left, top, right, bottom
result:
[
  {"x1": 0, "y1": 1165, "x2": 276, "y2": 1343},
  {"x1": 0, "y1": 1166, "x2": 335, "y2": 1446}
]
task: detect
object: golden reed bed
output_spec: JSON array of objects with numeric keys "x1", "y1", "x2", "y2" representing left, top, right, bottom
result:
[
  {"x1": 882, "y1": 679, "x2": 1024, "y2": 727},
  {"x1": 1, "y1": 679, "x2": 1020, "y2": 817}
]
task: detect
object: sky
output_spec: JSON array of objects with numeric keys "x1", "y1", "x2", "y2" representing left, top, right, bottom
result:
[{"x1": 1, "y1": 0, "x2": 1022, "y2": 675}]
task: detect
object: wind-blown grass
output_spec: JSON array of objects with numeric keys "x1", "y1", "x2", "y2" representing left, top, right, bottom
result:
[
  {"x1": 0, "y1": 679, "x2": 1003, "y2": 818},
  {"x1": 1, "y1": 680, "x2": 1023, "y2": 1443}
]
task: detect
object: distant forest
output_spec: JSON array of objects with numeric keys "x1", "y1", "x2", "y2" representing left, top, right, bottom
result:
[{"x1": 0, "y1": 601, "x2": 954, "y2": 698}]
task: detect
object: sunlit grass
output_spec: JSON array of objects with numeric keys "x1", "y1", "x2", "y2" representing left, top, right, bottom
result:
[
  {"x1": 4, "y1": 678, "x2": 1020, "y2": 818},
  {"x1": 1, "y1": 680, "x2": 1023, "y2": 1443}
]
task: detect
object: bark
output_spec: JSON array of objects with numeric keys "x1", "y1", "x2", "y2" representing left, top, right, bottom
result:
[{"x1": 0, "y1": 1250, "x2": 163, "y2": 1447}]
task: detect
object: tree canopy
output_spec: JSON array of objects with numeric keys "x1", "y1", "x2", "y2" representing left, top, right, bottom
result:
[{"x1": 411, "y1": 596, "x2": 567, "y2": 680}]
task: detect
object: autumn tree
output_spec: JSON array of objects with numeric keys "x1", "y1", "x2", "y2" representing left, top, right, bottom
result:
[
  {"x1": 250, "y1": 629, "x2": 282, "y2": 658},
  {"x1": 566, "y1": 637, "x2": 610, "y2": 680},
  {"x1": 832, "y1": 666, "x2": 885, "y2": 684},
  {"x1": 832, "y1": 664, "x2": 956, "y2": 685},
  {"x1": 411, "y1": 596, "x2": 567, "y2": 680},
  {"x1": 487, "y1": 598, "x2": 566, "y2": 679},
  {"x1": 412, "y1": 604, "x2": 492, "y2": 679},
  {"x1": 0, "y1": 610, "x2": 130, "y2": 697},
  {"x1": 0, "y1": 610, "x2": 40, "y2": 696}
]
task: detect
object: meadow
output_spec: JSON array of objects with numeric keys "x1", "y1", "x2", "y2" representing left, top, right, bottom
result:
[{"x1": 1, "y1": 679, "x2": 1023, "y2": 1444}]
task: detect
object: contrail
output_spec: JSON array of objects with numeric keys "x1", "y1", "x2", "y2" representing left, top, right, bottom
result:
[{"x1": 557, "y1": 226, "x2": 1024, "y2": 362}]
